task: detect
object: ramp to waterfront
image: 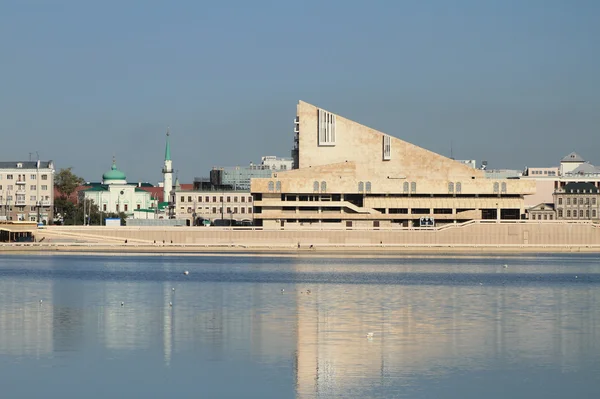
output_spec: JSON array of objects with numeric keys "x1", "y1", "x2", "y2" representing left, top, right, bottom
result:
[{"x1": 16, "y1": 221, "x2": 600, "y2": 253}]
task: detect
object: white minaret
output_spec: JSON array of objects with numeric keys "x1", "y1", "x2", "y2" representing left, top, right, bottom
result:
[{"x1": 162, "y1": 128, "x2": 173, "y2": 204}]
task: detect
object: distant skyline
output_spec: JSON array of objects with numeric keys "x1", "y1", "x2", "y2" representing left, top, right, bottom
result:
[{"x1": 1, "y1": 0, "x2": 599, "y2": 183}]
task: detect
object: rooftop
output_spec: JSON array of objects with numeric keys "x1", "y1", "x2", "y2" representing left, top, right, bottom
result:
[
  {"x1": 0, "y1": 161, "x2": 54, "y2": 169},
  {"x1": 561, "y1": 182, "x2": 599, "y2": 194},
  {"x1": 561, "y1": 152, "x2": 585, "y2": 163}
]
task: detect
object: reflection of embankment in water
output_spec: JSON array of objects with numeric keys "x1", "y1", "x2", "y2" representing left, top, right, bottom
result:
[
  {"x1": 0, "y1": 280, "x2": 54, "y2": 356},
  {"x1": 293, "y1": 269, "x2": 600, "y2": 398}
]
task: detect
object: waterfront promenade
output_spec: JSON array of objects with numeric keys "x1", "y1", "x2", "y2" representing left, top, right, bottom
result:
[{"x1": 2, "y1": 220, "x2": 600, "y2": 255}]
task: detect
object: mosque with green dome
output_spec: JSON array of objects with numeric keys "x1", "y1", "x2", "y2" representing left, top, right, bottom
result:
[{"x1": 79, "y1": 157, "x2": 156, "y2": 217}]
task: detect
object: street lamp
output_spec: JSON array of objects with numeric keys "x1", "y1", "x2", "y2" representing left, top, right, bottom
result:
[
  {"x1": 36, "y1": 201, "x2": 41, "y2": 226},
  {"x1": 230, "y1": 208, "x2": 236, "y2": 227}
]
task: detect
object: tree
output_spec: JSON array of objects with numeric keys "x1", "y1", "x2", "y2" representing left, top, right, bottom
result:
[{"x1": 55, "y1": 167, "x2": 85, "y2": 200}]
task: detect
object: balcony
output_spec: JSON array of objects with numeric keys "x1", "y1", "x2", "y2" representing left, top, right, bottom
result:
[
  {"x1": 16, "y1": 200, "x2": 26, "y2": 206},
  {"x1": 16, "y1": 180, "x2": 26, "y2": 185},
  {"x1": 41, "y1": 200, "x2": 51, "y2": 206}
]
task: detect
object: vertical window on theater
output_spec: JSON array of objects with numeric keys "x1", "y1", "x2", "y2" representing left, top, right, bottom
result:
[
  {"x1": 318, "y1": 109, "x2": 336, "y2": 146},
  {"x1": 321, "y1": 181, "x2": 327, "y2": 193},
  {"x1": 276, "y1": 181, "x2": 281, "y2": 192},
  {"x1": 358, "y1": 182, "x2": 364, "y2": 193},
  {"x1": 493, "y1": 182, "x2": 499, "y2": 194},
  {"x1": 410, "y1": 182, "x2": 416, "y2": 193},
  {"x1": 580, "y1": 210, "x2": 584, "y2": 217},
  {"x1": 456, "y1": 182, "x2": 462, "y2": 193},
  {"x1": 558, "y1": 209, "x2": 563, "y2": 217},
  {"x1": 313, "y1": 181, "x2": 319, "y2": 192},
  {"x1": 383, "y1": 135, "x2": 391, "y2": 160},
  {"x1": 501, "y1": 182, "x2": 507, "y2": 193},
  {"x1": 268, "y1": 181, "x2": 274, "y2": 192},
  {"x1": 365, "y1": 182, "x2": 371, "y2": 193},
  {"x1": 403, "y1": 182, "x2": 409, "y2": 193},
  {"x1": 448, "y1": 182, "x2": 454, "y2": 193}
]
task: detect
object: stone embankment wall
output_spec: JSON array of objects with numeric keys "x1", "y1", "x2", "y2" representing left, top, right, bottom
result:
[{"x1": 40, "y1": 221, "x2": 600, "y2": 248}]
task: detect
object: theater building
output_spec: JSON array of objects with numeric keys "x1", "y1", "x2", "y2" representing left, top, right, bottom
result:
[{"x1": 250, "y1": 101, "x2": 536, "y2": 229}]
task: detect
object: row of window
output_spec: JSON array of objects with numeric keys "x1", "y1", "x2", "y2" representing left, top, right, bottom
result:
[
  {"x1": 0, "y1": 195, "x2": 50, "y2": 202},
  {"x1": 530, "y1": 170, "x2": 556, "y2": 176},
  {"x1": 182, "y1": 206, "x2": 253, "y2": 214},
  {"x1": 179, "y1": 195, "x2": 253, "y2": 203},
  {"x1": 358, "y1": 181, "x2": 372, "y2": 193},
  {"x1": 0, "y1": 205, "x2": 49, "y2": 211},
  {"x1": 312, "y1": 181, "x2": 327, "y2": 193},
  {"x1": 448, "y1": 182, "x2": 463, "y2": 194},
  {"x1": 532, "y1": 214, "x2": 555, "y2": 220},
  {"x1": 557, "y1": 197, "x2": 597, "y2": 205},
  {"x1": 0, "y1": 174, "x2": 49, "y2": 180},
  {"x1": 0, "y1": 184, "x2": 49, "y2": 191},
  {"x1": 105, "y1": 204, "x2": 140, "y2": 212},
  {"x1": 493, "y1": 182, "x2": 507, "y2": 194},
  {"x1": 403, "y1": 182, "x2": 417, "y2": 194},
  {"x1": 268, "y1": 181, "x2": 282, "y2": 193},
  {"x1": 557, "y1": 209, "x2": 597, "y2": 218}
]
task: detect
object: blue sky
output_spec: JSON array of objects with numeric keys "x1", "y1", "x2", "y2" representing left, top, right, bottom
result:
[{"x1": 1, "y1": 0, "x2": 598, "y2": 182}]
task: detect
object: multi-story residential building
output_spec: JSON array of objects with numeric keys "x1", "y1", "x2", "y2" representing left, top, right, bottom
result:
[
  {"x1": 251, "y1": 101, "x2": 536, "y2": 229},
  {"x1": 0, "y1": 160, "x2": 55, "y2": 223},
  {"x1": 174, "y1": 189, "x2": 254, "y2": 225},
  {"x1": 553, "y1": 182, "x2": 599, "y2": 220}
]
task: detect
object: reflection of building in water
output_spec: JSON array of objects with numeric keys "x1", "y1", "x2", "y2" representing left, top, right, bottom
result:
[
  {"x1": 169, "y1": 282, "x2": 295, "y2": 362},
  {"x1": 52, "y1": 279, "x2": 85, "y2": 352},
  {"x1": 0, "y1": 280, "x2": 54, "y2": 356},
  {"x1": 295, "y1": 281, "x2": 600, "y2": 398},
  {"x1": 163, "y1": 283, "x2": 173, "y2": 366},
  {"x1": 101, "y1": 282, "x2": 163, "y2": 351}
]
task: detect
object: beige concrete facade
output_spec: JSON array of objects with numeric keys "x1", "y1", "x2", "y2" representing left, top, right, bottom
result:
[
  {"x1": 33, "y1": 221, "x2": 600, "y2": 249},
  {"x1": 251, "y1": 101, "x2": 535, "y2": 228}
]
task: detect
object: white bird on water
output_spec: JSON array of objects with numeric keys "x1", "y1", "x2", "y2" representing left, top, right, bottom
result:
[
  {"x1": 503, "y1": 264, "x2": 508, "y2": 269},
  {"x1": 281, "y1": 289, "x2": 285, "y2": 293},
  {"x1": 169, "y1": 302, "x2": 173, "y2": 307},
  {"x1": 172, "y1": 287, "x2": 175, "y2": 291},
  {"x1": 121, "y1": 301, "x2": 124, "y2": 307},
  {"x1": 183, "y1": 271, "x2": 189, "y2": 276},
  {"x1": 39, "y1": 300, "x2": 43, "y2": 304}
]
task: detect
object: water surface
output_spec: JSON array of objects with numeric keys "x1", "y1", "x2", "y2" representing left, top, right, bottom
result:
[{"x1": 1, "y1": 254, "x2": 599, "y2": 398}]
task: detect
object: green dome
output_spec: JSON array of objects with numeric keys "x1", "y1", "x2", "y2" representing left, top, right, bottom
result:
[{"x1": 102, "y1": 161, "x2": 126, "y2": 181}]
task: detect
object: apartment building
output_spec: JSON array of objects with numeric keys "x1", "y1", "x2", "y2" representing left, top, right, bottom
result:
[
  {"x1": 174, "y1": 189, "x2": 254, "y2": 225},
  {"x1": 0, "y1": 160, "x2": 55, "y2": 223}
]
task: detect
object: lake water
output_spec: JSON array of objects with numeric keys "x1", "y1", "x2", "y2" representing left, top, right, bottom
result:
[{"x1": 0, "y1": 254, "x2": 599, "y2": 399}]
